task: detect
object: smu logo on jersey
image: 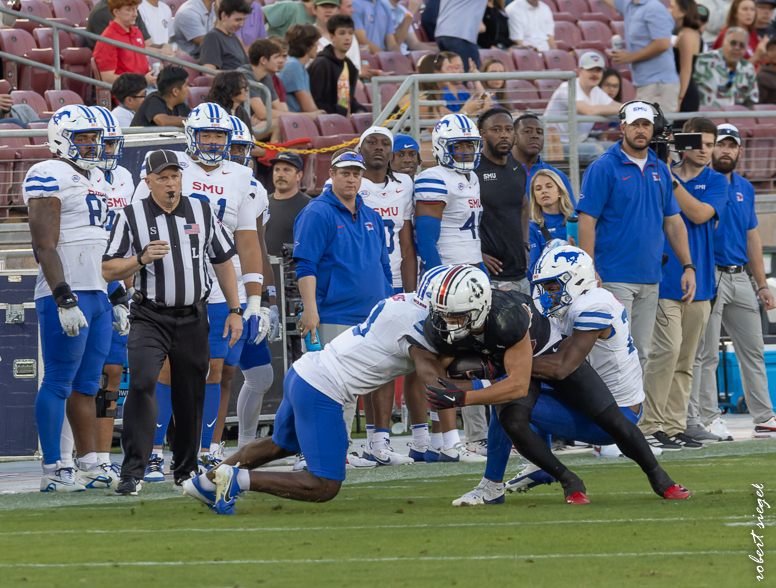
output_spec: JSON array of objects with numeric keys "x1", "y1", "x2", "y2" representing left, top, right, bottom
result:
[
  {"x1": 652, "y1": 172, "x2": 660, "y2": 181},
  {"x1": 468, "y1": 199, "x2": 481, "y2": 208},
  {"x1": 694, "y1": 185, "x2": 706, "y2": 190},
  {"x1": 192, "y1": 182, "x2": 223, "y2": 195},
  {"x1": 365, "y1": 222, "x2": 375, "y2": 231},
  {"x1": 377, "y1": 206, "x2": 399, "y2": 217},
  {"x1": 737, "y1": 192, "x2": 744, "y2": 201},
  {"x1": 483, "y1": 173, "x2": 497, "y2": 181}
]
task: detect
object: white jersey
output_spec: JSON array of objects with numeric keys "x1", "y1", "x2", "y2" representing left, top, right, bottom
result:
[
  {"x1": 292, "y1": 293, "x2": 436, "y2": 405},
  {"x1": 414, "y1": 165, "x2": 482, "y2": 265},
  {"x1": 358, "y1": 173, "x2": 414, "y2": 289},
  {"x1": 559, "y1": 288, "x2": 645, "y2": 407},
  {"x1": 23, "y1": 160, "x2": 109, "y2": 299},
  {"x1": 134, "y1": 151, "x2": 268, "y2": 304},
  {"x1": 105, "y1": 165, "x2": 134, "y2": 232}
]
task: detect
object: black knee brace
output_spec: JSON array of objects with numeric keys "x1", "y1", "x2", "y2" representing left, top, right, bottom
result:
[{"x1": 95, "y1": 388, "x2": 120, "y2": 418}]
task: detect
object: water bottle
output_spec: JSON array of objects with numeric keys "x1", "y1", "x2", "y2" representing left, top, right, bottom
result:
[
  {"x1": 566, "y1": 215, "x2": 578, "y2": 244},
  {"x1": 152, "y1": 61, "x2": 161, "y2": 76},
  {"x1": 171, "y1": 42, "x2": 178, "y2": 54},
  {"x1": 611, "y1": 35, "x2": 623, "y2": 52},
  {"x1": 299, "y1": 310, "x2": 322, "y2": 352}
]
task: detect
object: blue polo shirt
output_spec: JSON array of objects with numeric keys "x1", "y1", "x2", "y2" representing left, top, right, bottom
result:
[
  {"x1": 659, "y1": 165, "x2": 728, "y2": 301},
  {"x1": 576, "y1": 141, "x2": 681, "y2": 284},
  {"x1": 353, "y1": 0, "x2": 396, "y2": 50},
  {"x1": 293, "y1": 187, "x2": 392, "y2": 326},
  {"x1": 713, "y1": 172, "x2": 758, "y2": 266},
  {"x1": 524, "y1": 156, "x2": 576, "y2": 205},
  {"x1": 613, "y1": 0, "x2": 679, "y2": 87}
]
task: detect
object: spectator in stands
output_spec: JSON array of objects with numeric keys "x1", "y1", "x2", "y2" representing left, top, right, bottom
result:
[
  {"x1": 86, "y1": 0, "x2": 168, "y2": 53},
  {"x1": 697, "y1": 3, "x2": 712, "y2": 44},
  {"x1": 111, "y1": 72, "x2": 148, "y2": 127},
  {"x1": 316, "y1": 0, "x2": 363, "y2": 76},
  {"x1": 576, "y1": 102, "x2": 695, "y2": 371},
  {"x1": 671, "y1": 0, "x2": 704, "y2": 122},
  {"x1": 712, "y1": 0, "x2": 765, "y2": 62},
  {"x1": 391, "y1": 134, "x2": 420, "y2": 177},
  {"x1": 702, "y1": 0, "x2": 732, "y2": 45},
  {"x1": 544, "y1": 52, "x2": 622, "y2": 164},
  {"x1": 131, "y1": 65, "x2": 191, "y2": 126},
  {"x1": 600, "y1": 67, "x2": 623, "y2": 101},
  {"x1": 434, "y1": 51, "x2": 493, "y2": 115},
  {"x1": 199, "y1": 0, "x2": 252, "y2": 71},
  {"x1": 94, "y1": 0, "x2": 157, "y2": 86},
  {"x1": 308, "y1": 15, "x2": 366, "y2": 115},
  {"x1": 478, "y1": 0, "x2": 513, "y2": 49},
  {"x1": 264, "y1": 0, "x2": 317, "y2": 38},
  {"x1": 511, "y1": 113, "x2": 575, "y2": 202},
  {"x1": 138, "y1": 0, "x2": 174, "y2": 47},
  {"x1": 207, "y1": 71, "x2": 252, "y2": 130},
  {"x1": 527, "y1": 169, "x2": 577, "y2": 275},
  {"x1": 237, "y1": 2, "x2": 267, "y2": 47},
  {"x1": 639, "y1": 117, "x2": 728, "y2": 451},
  {"x1": 278, "y1": 24, "x2": 323, "y2": 113},
  {"x1": 756, "y1": 37, "x2": 776, "y2": 102},
  {"x1": 238, "y1": 39, "x2": 287, "y2": 131},
  {"x1": 268, "y1": 35, "x2": 290, "y2": 101},
  {"x1": 420, "y1": 0, "x2": 440, "y2": 41},
  {"x1": 434, "y1": 0, "x2": 487, "y2": 69},
  {"x1": 689, "y1": 123, "x2": 776, "y2": 441},
  {"x1": 505, "y1": 0, "x2": 556, "y2": 52},
  {"x1": 172, "y1": 0, "x2": 217, "y2": 59},
  {"x1": 755, "y1": 0, "x2": 776, "y2": 38},
  {"x1": 353, "y1": 0, "x2": 399, "y2": 53},
  {"x1": 694, "y1": 27, "x2": 760, "y2": 107},
  {"x1": 388, "y1": 0, "x2": 424, "y2": 52},
  {"x1": 481, "y1": 58, "x2": 511, "y2": 108},
  {"x1": 0, "y1": 94, "x2": 42, "y2": 128}
]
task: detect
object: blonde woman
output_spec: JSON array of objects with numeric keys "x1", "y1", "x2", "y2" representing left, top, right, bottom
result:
[{"x1": 528, "y1": 168, "x2": 576, "y2": 276}]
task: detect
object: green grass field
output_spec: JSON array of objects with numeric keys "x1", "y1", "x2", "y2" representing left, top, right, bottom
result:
[{"x1": 1, "y1": 440, "x2": 775, "y2": 588}]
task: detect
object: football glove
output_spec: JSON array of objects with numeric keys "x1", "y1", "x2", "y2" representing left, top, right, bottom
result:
[
  {"x1": 425, "y1": 378, "x2": 467, "y2": 410},
  {"x1": 268, "y1": 304, "x2": 280, "y2": 341},
  {"x1": 58, "y1": 306, "x2": 88, "y2": 337},
  {"x1": 112, "y1": 304, "x2": 130, "y2": 336},
  {"x1": 244, "y1": 295, "x2": 270, "y2": 344}
]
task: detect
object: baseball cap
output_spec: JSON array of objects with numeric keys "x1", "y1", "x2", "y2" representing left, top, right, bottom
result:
[
  {"x1": 269, "y1": 151, "x2": 303, "y2": 171},
  {"x1": 315, "y1": 0, "x2": 340, "y2": 5},
  {"x1": 578, "y1": 52, "x2": 604, "y2": 70},
  {"x1": 622, "y1": 101, "x2": 655, "y2": 124},
  {"x1": 393, "y1": 134, "x2": 419, "y2": 153},
  {"x1": 717, "y1": 123, "x2": 742, "y2": 145},
  {"x1": 331, "y1": 151, "x2": 366, "y2": 170},
  {"x1": 357, "y1": 126, "x2": 394, "y2": 150},
  {"x1": 145, "y1": 149, "x2": 180, "y2": 175}
]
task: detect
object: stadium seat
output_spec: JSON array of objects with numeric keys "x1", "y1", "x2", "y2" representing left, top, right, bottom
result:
[
  {"x1": 554, "y1": 0, "x2": 588, "y2": 20},
  {"x1": 278, "y1": 114, "x2": 317, "y2": 145},
  {"x1": 512, "y1": 49, "x2": 544, "y2": 72},
  {"x1": 552, "y1": 12, "x2": 578, "y2": 22},
  {"x1": 0, "y1": 80, "x2": 9, "y2": 94},
  {"x1": 166, "y1": 0, "x2": 186, "y2": 16},
  {"x1": 0, "y1": 29, "x2": 56, "y2": 97},
  {"x1": 610, "y1": 20, "x2": 625, "y2": 39},
  {"x1": 360, "y1": 52, "x2": 379, "y2": 72},
  {"x1": 90, "y1": 57, "x2": 111, "y2": 109},
  {"x1": 14, "y1": 0, "x2": 53, "y2": 34},
  {"x1": 187, "y1": 86, "x2": 211, "y2": 108},
  {"x1": 354, "y1": 83, "x2": 370, "y2": 110},
  {"x1": 26, "y1": 121, "x2": 48, "y2": 145},
  {"x1": 316, "y1": 113, "x2": 355, "y2": 136},
  {"x1": 44, "y1": 89, "x2": 84, "y2": 110},
  {"x1": 33, "y1": 28, "x2": 91, "y2": 101},
  {"x1": 578, "y1": 20, "x2": 612, "y2": 51},
  {"x1": 50, "y1": 0, "x2": 91, "y2": 27},
  {"x1": 351, "y1": 112, "x2": 373, "y2": 134},
  {"x1": 33, "y1": 28, "x2": 74, "y2": 50},
  {"x1": 478, "y1": 48, "x2": 514, "y2": 71},
  {"x1": 376, "y1": 51, "x2": 414, "y2": 75},
  {"x1": 553, "y1": 21, "x2": 581, "y2": 53},
  {"x1": 191, "y1": 75, "x2": 213, "y2": 87},
  {"x1": 409, "y1": 50, "x2": 432, "y2": 69},
  {"x1": 586, "y1": 0, "x2": 622, "y2": 20},
  {"x1": 11, "y1": 90, "x2": 47, "y2": 117},
  {"x1": 379, "y1": 82, "x2": 398, "y2": 110},
  {"x1": 505, "y1": 79, "x2": 544, "y2": 112},
  {"x1": 753, "y1": 105, "x2": 776, "y2": 179},
  {"x1": 543, "y1": 50, "x2": 576, "y2": 71},
  {"x1": 620, "y1": 77, "x2": 636, "y2": 101},
  {"x1": 534, "y1": 78, "x2": 562, "y2": 109}
]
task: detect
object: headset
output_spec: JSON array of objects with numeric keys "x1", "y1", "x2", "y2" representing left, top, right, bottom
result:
[{"x1": 617, "y1": 100, "x2": 672, "y2": 142}]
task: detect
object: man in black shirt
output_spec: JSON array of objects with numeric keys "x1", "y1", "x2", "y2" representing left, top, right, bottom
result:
[
  {"x1": 199, "y1": 0, "x2": 251, "y2": 71},
  {"x1": 266, "y1": 152, "x2": 310, "y2": 257},
  {"x1": 130, "y1": 66, "x2": 191, "y2": 127},
  {"x1": 476, "y1": 108, "x2": 530, "y2": 293}
]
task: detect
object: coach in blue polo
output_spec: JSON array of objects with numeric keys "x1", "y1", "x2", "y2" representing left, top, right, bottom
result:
[{"x1": 576, "y1": 101, "x2": 695, "y2": 371}]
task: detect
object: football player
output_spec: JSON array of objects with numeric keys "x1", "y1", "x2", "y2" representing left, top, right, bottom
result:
[
  {"x1": 133, "y1": 103, "x2": 274, "y2": 481},
  {"x1": 25, "y1": 106, "x2": 116, "y2": 491},
  {"x1": 418, "y1": 265, "x2": 690, "y2": 505},
  {"x1": 414, "y1": 113, "x2": 486, "y2": 463},
  {"x1": 391, "y1": 134, "x2": 421, "y2": 179}
]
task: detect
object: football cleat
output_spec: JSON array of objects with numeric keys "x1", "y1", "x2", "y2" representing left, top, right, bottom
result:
[
  {"x1": 75, "y1": 461, "x2": 120, "y2": 490},
  {"x1": 452, "y1": 479, "x2": 505, "y2": 506},
  {"x1": 505, "y1": 463, "x2": 556, "y2": 493},
  {"x1": 115, "y1": 476, "x2": 142, "y2": 496},
  {"x1": 465, "y1": 440, "x2": 488, "y2": 456},
  {"x1": 361, "y1": 444, "x2": 374, "y2": 461},
  {"x1": 423, "y1": 446, "x2": 441, "y2": 463},
  {"x1": 408, "y1": 444, "x2": 428, "y2": 462},
  {"x1": 346, "y1": 452, "x2": 377, "y2": 468},
  {"x1": 292, "y1": 454, "x2": 308, "y2": 471},
  {"x1": 439, "y1": 443, "x2": 487, "y2": 463},
  {"x1": 753, "y1": 416, "x2": 776, "y2": 438},
  {"x1": 684, "y1": 424, "x2": 721, "y2": 443},
  {"x1": 213, "y1": 465, "x2": 243, "y2": 515},
  {"x1": 707, "y1": 417, "x2": 733, "y2": 441},
  {"x1": 40, "y1": 461, "x2": 86, "y2": 492},
  {"x1": 368, "y1": 441, "x2": 415, "y2": 466},
  {"x1": 663, "y1": 484, "x2": 691, "y2": 500},
  {"x1": 144, "y1": 454, "x2": 165, "y2": 482},
  {"x1": 592, "y1": 444, "x2": 623, "y2": 458},
  {"x1": 182, "y1": 474, "x2": 216, "y2": 508},
  {"x1": 565, "y1": 492, "x2": 590, "y2": 505}
]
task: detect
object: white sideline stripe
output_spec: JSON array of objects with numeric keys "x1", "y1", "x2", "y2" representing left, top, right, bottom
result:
[
  {"x1": 1, "y1": 515, "x2": 769, "y2": 536},
  {"x1": 2, "y1": 550, "x2": 774, "y2": 568}
]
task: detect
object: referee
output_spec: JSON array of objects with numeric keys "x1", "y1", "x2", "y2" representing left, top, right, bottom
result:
[{"x1": 102, "y1": 150, "x2": 242, "y2": 495}]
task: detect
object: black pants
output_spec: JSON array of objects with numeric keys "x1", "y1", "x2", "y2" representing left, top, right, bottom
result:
[{"x1": 120, "y1": 301, "x2": 209, "y2": 480}]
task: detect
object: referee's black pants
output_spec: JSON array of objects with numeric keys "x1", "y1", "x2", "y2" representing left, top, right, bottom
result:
[{"x1": 121, "y1": 300, "x2": 209, "y2": 481}]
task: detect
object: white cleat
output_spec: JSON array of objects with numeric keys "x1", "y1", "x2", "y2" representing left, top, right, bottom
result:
[
  {"x1": 592, "y1": 444, "x2": 623, "y2": 458},
  {"x1": 75, "y1": 461, "x2": 120, "y2": 490},
  {"x1": 708, "y1": 417, "x2": 734, "y2": 441},
  {"x1": 346, "y1": 452, "x2": 377, "y2": 468},
  {"x1": 40, "y1": 461, "x2": 86, "y2": 492},
  {"x1": 368, "y1": 441, "x2": 415, "y2": 466},
  {"x1": 465, "y1": 440, "x2": 488, "y2": 456},
  {"x1": 505, "y1": 462, "x2": 556, "y2": 493},
  {"x1": 452, "y1": 479, "x2": 505, "y2": 506},
  {"x1": 292, "y1": 454, "x2": 307, "y2": 471},
  {"x1": 439, "y1": 443, "x2": 487, "y2": 463}
]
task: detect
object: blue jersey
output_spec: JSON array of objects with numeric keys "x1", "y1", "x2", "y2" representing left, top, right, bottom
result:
[
  {"x1": 713, "y1": 172, "x2": 757, "y2": 266},
  {"x1": 528, "y1": 213, "x2": 567, "y2": 277}
]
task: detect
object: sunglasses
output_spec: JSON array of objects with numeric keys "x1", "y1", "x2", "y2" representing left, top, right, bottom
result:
[
  {"x1": 332, "y1": 151, "x2": 365, "y2": 166},
  {"x1": 718, "y1": 129, "x2": 741, "y2": 140},
  {"x1": 728, "y1": 40, "x2": 747, "y2": 49}
]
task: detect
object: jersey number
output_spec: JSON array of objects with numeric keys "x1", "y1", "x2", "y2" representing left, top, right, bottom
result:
[
  {"x1": 86, "y1": 193, "x2": 108, "y2": 227},
  {"x1": 383, "y1": 219, "x2": 396, "y2": 254},
  {"x1": 190, "y1": 194, "x2": 227, "y2": 221},
  {"x1": 621, "y1": 309, "x2": 636, "y2": 355},
  {"x1": 459, "y1": 211, "x2": 483, "y2": 239},
  {"x1": 352, "y1": 300, "x2": 386, "y2": 337}
]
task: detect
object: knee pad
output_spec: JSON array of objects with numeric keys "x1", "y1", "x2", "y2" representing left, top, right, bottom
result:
[{"x1": 95, "y1": 388, "x2": 120, "y2": 418}]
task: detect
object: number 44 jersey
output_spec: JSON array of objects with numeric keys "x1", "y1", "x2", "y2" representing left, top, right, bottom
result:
[
  {"x1": 414, "y1": 165, "x2": 482, "y2": 265},
  {"x1": 23, "y1": 160, "x2": 109, "y2": 299},
  {"x1": 292, "y1": 293, "x2": 437, "y2": 406}
]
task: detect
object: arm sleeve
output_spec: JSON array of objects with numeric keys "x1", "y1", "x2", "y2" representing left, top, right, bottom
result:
[
  {"x1": 198, "y1": 34, "x2": 223, "y2": 67},
  {"x1": 103, "y1": 210, "x2": 135, "y2": 260},
  {"x1": 279, "y1": 61, "x2": 306, "y2": 93},
  {"x1": 175, "y1": 10, "x2": 206, "y2": 42},
  {"x1": 415, "y1": 215, "x2": 443, "y2": 269},
  {"x1": 352, "y1": 5, "x2": 367, "y2": 30},
  {"x1": 507, "y1": 7, "x2": 524, "y2": 42},
  {"x1": 576, "y1": 160, "x2": 612, "y2": 218},
  {"x1": 262, "y1": 3, "x2": 290, "y2": 31},
  {"x1": 292, "y1": 206, "x2": 329, "y2": 264},
  {"x1": 22, "y1": 164, "x2": 63, "y2": 202},
  {"x1": 748, "y1": 185, "x2": 759, "y2": 230},
  {"x1": 613, "y1": 0, "x2": 625, "y2": 15},
  {"x1": 295, "y1": 258, "x2": 318, "y2": 279}
]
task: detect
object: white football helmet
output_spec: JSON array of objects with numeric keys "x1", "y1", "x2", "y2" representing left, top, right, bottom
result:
[
  {"x1": 184, "y1": 103, "x2": 232, "y2": 164},
  {"x1": 90, "y1": 106, "x2": 124, "y2": 171},
  {"x1": 47, "y1": 105, "x2": 104, "y2": 170},
  {"x1": 432, "y1": 114, "x2": 481, "y2": 172},
  {"x1": 426, "y1": 265, "x2": 491, "y2": 343},
  {"x1": 228, "y1": 116, "x2": 253, "y2": 167},
  {"x1": 533, "y1": 245, "x2": 597, "y2": 318}
]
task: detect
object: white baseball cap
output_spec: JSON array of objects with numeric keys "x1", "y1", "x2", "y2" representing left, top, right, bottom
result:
[
  {"x1": 578, "y1": 52, "x2": 604, "y2": 70},
  {"x1": 622, "y1": 101, "x2": 655, "y2": 124},
  {"x1": 717, "y1": 123, "x2": 742, "y2": 145},
  {"x1": 357, "y1": 126, "x2": 394, "y2": 150}
]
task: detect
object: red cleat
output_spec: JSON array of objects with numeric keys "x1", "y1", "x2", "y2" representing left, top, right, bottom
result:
[
  {"x1": 565, "y1": 492, "x2": 590, "y2": 504},
  {"x1": 663, "y1": 484, "x2": 691, "y2": 500}
]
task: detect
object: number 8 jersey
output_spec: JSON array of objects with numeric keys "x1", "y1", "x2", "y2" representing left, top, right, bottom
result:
[
  {"x1": 414, "y1": 165, "x2": 482, "y2": 265},
  {"x1": 23, "y1": 159, "x2": 109, "y2": 299}
]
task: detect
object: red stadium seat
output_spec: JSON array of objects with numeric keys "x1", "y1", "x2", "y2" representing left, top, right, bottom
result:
[
  {"x1": 478, "y1": 48, "x2": 515, "y2": 71},
  {"x1": 512, "y1": 48, "x2": 545, "y2": 72},
  {"x1": 620, "y1": 76, "x2": 636, "y2": 101},
  {"x1": 50, "y1": 0, "x2": 91, "y2": 27},
  {"x1": 351, "y1": 112, "x2": 373, "y2": 134},
  {"x1": 505, "y1": 79, "x2": 544, "y2": 112},
  {"x1": 553, "y1": 21, "x2": 581, "y2": 53},
  {"x1": 360, "y1": 52, "x2": 379, "y2": 72},
  {"x1": 15, "y1": 0, "x2": 53, "y2": 34},
  {"x1": 33, "y1": 27, "x2": 74, "y2": 49},
  {"x1": 586, "y1": 0, "x2": 622, "y2": 20},
  {"x1": 26, "y1": 121, "x2": 48, "y2": 145},
  {"x1": 379, "y1": 82, "x2": 398, "y2": 110},
  {"x1": 44, "y1": 89, "x2": 84, "y2": 110},
  {"x1": 90, "y1": 57, "x2": 112, "y2": 109},
  {"x1": 33, "y1": 28, "x2": 91, "y2": 100},
  {"x1": 187, "y1": 86, "x2": 211, "y2": 108},
  {"x1": 11, "y1": 90, "x2": 47, "y2": 117},
  {"x1": 534, "y1": 78, "x2": 562, "y2": 101},
  {"x1": 316, "y1": 113, "x2": 355, "y2": 136},
  {"x1": 554, "y1": 0, "x2": 588, "y2": 19},
  {"x1": 166, "y1": 0, "x2": 186, "y2": 16},
  {"x1": 0, "y1": 29, "x2": 55, "y2": 96},
  {"x1": 354, "y1": 83, "x2": 370, "y2": 110},
  {"x1": 543, "y1": 50, "x2": 576, "y2": 71},
  {"x1": 278, "y1": 114, "x2": 317, "y2": 144},
  {"x1": 578, "y1": 20, "x2": 613, "y2": 52},
  {"x1": 0, "y1": 80, "x2": 10, "y2": 94},
  {"x1": 191, "y1": 75, "x2": 213, "y2": 87},
  {"x1": 409, "y1": 50, "x2": 432, "y2": 69},
  {"x1": 376, "y1": 51, "x2": 414, "y2": 75}
]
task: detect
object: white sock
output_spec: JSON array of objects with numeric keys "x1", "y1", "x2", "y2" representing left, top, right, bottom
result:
[
  {"x1": 236, "y1": 364, "x2": 273, "y2": 448},
  {"x1": 365, "y1": 424, "x2": 375, "y2": 446},
  {"x1": 60, "y1": 414, "x2": 74, "y2": 462},
  {"x1": 198, "y1": 473, "x2": 216, "y2": 491},
  {"x1": 152, "y1": 448, "x2": 164, "y2": 458},
  {"x1": 372, "y1": 429, "x2": 389, "y2": 451},
  {"x1": 77, "y1": 452, "x2": 98, "y2": 466},
  {"x1": 210, "y1": 443, "x2": 220, "y2": 454},
  {"x1": 43, "y1": 462, "x2": 57, "y2": 474},
  {"x1": 97, "y1": 452, "x2": 110, "y2": 464},
  {"x1": 411, "y1": 424, "x2": 429, "y2": 448},
  {"x1": 236, "y1": 469, "x2": 251, "y2": 491},
  {"x1": 443, "y1": 429, "x2": 461, "y2": 450},
  {"x1": 429, "y1": 432, "x2": 443, "y2": 450},
  {"x1": 60, "y1": 459, "x2": 75, "y2": 469}
]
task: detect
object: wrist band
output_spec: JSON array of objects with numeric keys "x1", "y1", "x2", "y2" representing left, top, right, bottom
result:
[
  {"x1": 52, "y1": 282, "x2": 78, "y2": 309},
  {"x1": 758, "y1": 286, "x2": 769, "y2": 293},
  {"x1": 242, "y1": 273, "x2": 264, "y2": 285},
  {"x1": 137, "y1": 252, "x2": 146, "y2": 267},
  {"x1": 267, "y1": 285, "x2": 276, "y2": 298}
]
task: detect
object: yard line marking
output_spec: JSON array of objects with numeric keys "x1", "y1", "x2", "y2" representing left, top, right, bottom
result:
[
  {"x1": 2, "y1": 550, "x2": 775, "y2": 568},
  {"x1": 0, "y1": 515, "x2": 770, "y2": 537}
]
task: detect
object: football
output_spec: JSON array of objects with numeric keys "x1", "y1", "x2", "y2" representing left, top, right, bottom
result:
[{"x1": 446, "y1": 352, "x2": 504, "y2": 380}]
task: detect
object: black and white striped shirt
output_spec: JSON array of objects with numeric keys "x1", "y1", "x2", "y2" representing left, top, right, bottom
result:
[{"x1": 103, "y1": 195, "x2": 235, "y2": 308}]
